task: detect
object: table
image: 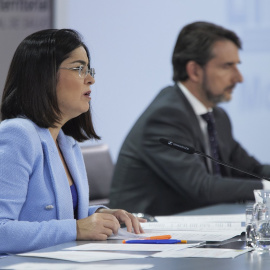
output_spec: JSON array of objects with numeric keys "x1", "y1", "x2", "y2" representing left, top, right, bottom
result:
[{"x1": 1, "y1": 203, "x2": 270, "y2": 270}]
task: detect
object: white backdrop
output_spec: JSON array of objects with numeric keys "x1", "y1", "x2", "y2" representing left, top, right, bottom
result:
[{"x1": 54, "y1": 0, "x2": 270, "y2": 163}]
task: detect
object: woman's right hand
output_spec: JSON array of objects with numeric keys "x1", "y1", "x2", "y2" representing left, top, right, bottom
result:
[{"x1": 76, "y1": 213, "x2": 121, "y2": 240}]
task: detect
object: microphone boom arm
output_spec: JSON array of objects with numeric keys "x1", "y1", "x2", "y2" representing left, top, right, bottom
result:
[
  {"x1": 160, "y1": 138, "x2": 270, "y2": 181},
  {"x1": 194, "y1": 151, "x2": 269, "y2": 181}
]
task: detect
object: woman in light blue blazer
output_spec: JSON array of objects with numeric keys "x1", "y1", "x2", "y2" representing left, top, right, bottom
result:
[{"x1": 0, "y1": 29, "x2": 145, "y2": 254}]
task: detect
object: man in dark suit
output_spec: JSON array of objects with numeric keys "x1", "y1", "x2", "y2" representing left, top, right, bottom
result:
[{"x1": 109, "y1": 21, "x2": 270, "y2": 216}]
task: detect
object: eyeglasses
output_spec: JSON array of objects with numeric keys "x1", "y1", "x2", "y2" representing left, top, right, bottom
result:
[{"x1": 59, "y1": 65, "x2": 95, "y2": 78}]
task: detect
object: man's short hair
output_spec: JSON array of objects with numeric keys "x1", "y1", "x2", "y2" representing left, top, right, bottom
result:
[{"x1": 172, "y1": 21, "x2": 242, "y2": 82}]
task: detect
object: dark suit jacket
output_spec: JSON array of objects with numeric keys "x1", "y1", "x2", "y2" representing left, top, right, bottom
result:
[{"x1": 109, "y1": 84, "x2": 269, "y2": 215}]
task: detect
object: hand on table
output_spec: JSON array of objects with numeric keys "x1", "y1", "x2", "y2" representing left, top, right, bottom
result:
[
  {"x1": 96, "y1": 208, "x2": 147, "y2": 234},
  {"x1": 76, "y1": 209, "x2": 147, "y2": 240}
]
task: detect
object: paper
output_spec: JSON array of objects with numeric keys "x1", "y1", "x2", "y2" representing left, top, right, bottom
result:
[
  {"x1": 155, "y1": 214, "x2": 245, "y2": 223},
  {"x1": 136, "y1": 214, "x2": 245, "y2": 242},
  {"x1": 107, "y1": 215, "x2": 245, "y2": 242},
  {"x1": 108, "y1": 224, "x2": 242, "y2": 242},
  {"x1": 108, "y1": 228, "x2": 142, "y2": 240},
  {"x1": 65, "y1": 242, "x2": 201, "y2": 252},
  {"x1": 140, "y1": 230, "x2": 241, "y2": 241},
  {"x1": 152, "y1": 247, "x2": 253, "y2": 259},
  {"x1": 3, "y1": 263, "x2": 154, "y2": 270},
  {"x1": 141, "y1": 221, "x2": 244, "y2": 232},
  {"x1": 16, "y1": 251, "x2": 147, "y2": 263}
]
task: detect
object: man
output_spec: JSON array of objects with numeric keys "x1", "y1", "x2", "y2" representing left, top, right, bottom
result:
[{"x1": 109, "y1": 21, "x2": 270, "y2": 216}]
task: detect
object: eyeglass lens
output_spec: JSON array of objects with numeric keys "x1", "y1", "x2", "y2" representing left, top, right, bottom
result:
[{"x1": 79, "y1": 66, "x2": 95, "y2": 78}]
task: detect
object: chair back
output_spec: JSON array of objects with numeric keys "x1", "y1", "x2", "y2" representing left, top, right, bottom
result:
[{"x1": 81, "y1": 144, "x2": 114, "y2": 206}]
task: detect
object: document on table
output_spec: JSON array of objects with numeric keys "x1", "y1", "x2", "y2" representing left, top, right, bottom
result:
[
  {"x1": 155, "y1": 214, "x2": 245, "y2": 223},
  {"x1": 141, "y1": 230, "x2": 242, "y2": 241},
  {"x1": 65, "y1": 242, "x2": 201, "y2": 252},
  {"x1": 108, "y1": 225, "x2": 242, "y2": 242},
  {"x1": 139, "y1": 230, "x2": 239, "y2": 242},
  {"x1": 3, "y1": 263, "x2": 154, "y2": 270},
  {"x1": 141, "y1": 221, "x2": 244, "y2": 232},
  {"x1": 139, "y1": 213, "x2": 245, "y2": 241},
  {"x1": 152, "y1": 247, "x2": 253, "y2": 259},
  {"x1": 108, "y1": 213, "x2": 245, "y2": 242},
  {"x1": 16, "y1": 251, "x2": 148, "y2": 263},
  {"x1": 108, "y1": 228, "x2": 142, "y2": 240}
]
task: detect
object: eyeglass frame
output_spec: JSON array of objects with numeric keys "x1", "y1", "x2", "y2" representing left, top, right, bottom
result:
[{"x1": 59, "y1": 65, "x2": 95, "y2": 78}]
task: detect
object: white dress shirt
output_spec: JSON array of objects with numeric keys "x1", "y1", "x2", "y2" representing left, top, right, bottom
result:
[{"x1": 177, "y1": 82, "x2": 214, "y2": 173}]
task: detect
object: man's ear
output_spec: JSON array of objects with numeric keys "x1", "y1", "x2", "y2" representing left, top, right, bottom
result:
[{"x1": 186, "y1": 61, "x2": 203, "y2": 82}]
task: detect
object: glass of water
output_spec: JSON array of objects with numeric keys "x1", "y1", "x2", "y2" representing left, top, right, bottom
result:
[
  {"x1": 253, "y1": 190, "x2": 270, "y2": 250},
  {"x1": 245, "y1": 206, "x2": 255, "y2": 247}
]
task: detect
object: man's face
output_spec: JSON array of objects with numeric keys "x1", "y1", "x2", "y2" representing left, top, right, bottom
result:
[{"x1": 200, "y1": 40, "x2": 243, "y2": 107}]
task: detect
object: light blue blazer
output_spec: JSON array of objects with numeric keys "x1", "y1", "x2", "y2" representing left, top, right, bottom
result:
[{"x1": 0, "y1": 118, "x2": 103, "y2": 254}]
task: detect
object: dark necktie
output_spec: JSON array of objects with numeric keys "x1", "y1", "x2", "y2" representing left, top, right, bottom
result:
[{"x1": 201, "y1": 112, "x2": 221, "y2": 175}]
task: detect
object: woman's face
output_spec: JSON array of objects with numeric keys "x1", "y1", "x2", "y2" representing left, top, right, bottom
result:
[{"x1": 56, "y1": 46, "x2": 95, "y2": 124}]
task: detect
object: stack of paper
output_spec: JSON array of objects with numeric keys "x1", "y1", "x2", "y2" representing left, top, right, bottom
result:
[{"x1": 139, "y1": 214, "x2": 245, "y2": 242}]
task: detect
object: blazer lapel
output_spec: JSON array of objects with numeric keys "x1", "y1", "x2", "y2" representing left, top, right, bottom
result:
[
  {"x1": 57, "y1": 130, "x2": 89, "y2": 219},
  {"x1": 213, "y1": 109, "x2": 230, "y2": 175},
  {"x1": 35, "y1": 126, "x2": 74, "y2": 220}
]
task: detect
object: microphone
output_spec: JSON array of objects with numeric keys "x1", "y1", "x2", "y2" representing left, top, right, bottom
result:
[{"x1": 159, "y1": 138, "x2": 270, "y2": 181}]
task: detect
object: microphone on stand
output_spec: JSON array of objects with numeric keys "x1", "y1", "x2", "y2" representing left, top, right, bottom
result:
[{"x1": 159, "y1": 138, "x2": 270, "y2": 181}]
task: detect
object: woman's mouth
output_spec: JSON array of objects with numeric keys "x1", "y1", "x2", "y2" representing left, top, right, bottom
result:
[{"x1": 84, "y1": 91, "x2": 91, "y2": 98}]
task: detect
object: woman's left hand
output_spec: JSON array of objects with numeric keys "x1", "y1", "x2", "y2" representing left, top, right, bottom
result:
[{"x1": 95, "y1": 208, "x2": 146, "y2": 234}]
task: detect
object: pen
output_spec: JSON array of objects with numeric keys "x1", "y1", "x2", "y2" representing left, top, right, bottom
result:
[
  {"x1": 122, "y1": 239, "x2": 187, "y2": 244},
  {"x1": 143, "y1": 235, "x2": 171, "y2": 240}
]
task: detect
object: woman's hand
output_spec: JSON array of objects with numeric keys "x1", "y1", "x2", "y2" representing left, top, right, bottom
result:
[
  {"x1": 96, "y1": 208, "x2": 147, "y2": 234},
  {"x1": 76, "y1": 209, "x2": 146, "y2": 241},
  {"x1": 76, "y1": 213, "x2": 120, "y2": 240}
]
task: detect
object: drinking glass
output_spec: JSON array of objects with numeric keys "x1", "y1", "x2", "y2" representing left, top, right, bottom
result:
[
  {"x1": 245, "y1": 206, "x2": 256, "y2": 247},
  {"x1": 253, "y1": 190, "x2": 270, "y2": 250}
]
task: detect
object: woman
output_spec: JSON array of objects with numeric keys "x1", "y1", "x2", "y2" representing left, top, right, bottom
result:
[{"x1": 0, "y1": 29, "x2": 145, "y2": 254}]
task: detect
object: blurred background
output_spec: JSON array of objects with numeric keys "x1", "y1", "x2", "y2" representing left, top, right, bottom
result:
[{"x1": 1, "y1": 0, "x2": 270, "y2": 163}]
